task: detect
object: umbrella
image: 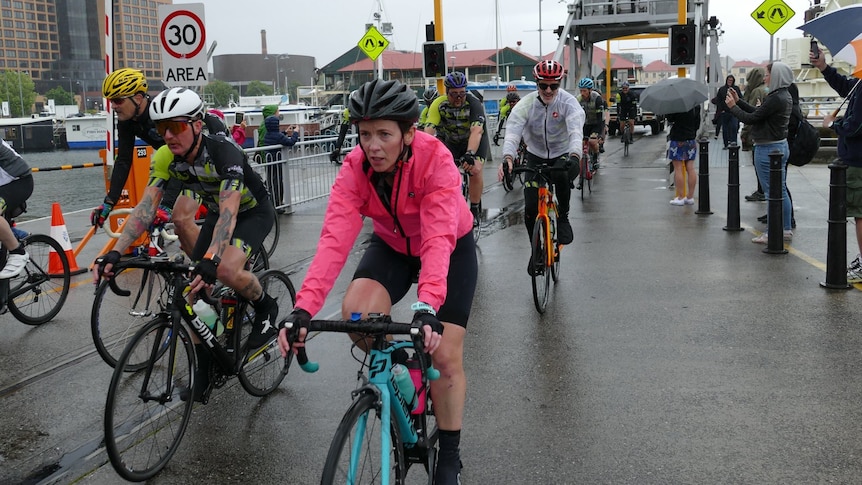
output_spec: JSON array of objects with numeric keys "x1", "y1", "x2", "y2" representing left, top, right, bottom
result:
[
  {"x1": 637, "y1": 78, "x2": 708, "y2": 116},
  {"x1": 798, "y1": 4, "x2": 862, "y2": 78}
]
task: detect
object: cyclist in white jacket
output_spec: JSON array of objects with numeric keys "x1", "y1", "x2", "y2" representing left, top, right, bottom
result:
[{"x1": 499, "y1": 60, "x2": 584, "y2": 254}]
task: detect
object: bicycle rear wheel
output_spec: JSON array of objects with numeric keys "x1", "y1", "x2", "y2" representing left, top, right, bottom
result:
[
  {"x1": 321, "y1": 392, "x2": 406, "y2": 485},
  {"x1": 262, "y1": 205, "x2": 280, "y2": 259},
  {"x1": 531, "y1": 217, "x2": 551, "y2": 313},
  {"x1": 91, "y1": 265, "x2": 171, "y2": 369},
  {"x1": 238, "y1": 269, "x2": 297, "y2": 396},
  {"x1": 104, "y1": 316, "x2": 195, "y2": 482},
  {"x1": 8, "y1": 234, "x2": 70, "y2": 325}
]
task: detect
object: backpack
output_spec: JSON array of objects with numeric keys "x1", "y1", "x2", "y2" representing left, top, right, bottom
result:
[{"x1": 787, "y1": 111, "x2": 820, "y2": 167}]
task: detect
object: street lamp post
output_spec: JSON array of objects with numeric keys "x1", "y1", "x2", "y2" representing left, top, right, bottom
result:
[{"x1": 275, "y1": 54, "x2": 288, "y2": 94}]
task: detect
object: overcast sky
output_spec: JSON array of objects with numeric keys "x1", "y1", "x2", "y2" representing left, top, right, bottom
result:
[{"x1": 174, "y1": 0, "x2": 814, "y2": 66}]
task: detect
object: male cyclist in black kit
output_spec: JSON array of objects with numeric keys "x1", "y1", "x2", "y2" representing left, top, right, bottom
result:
[
  {"x1": 94, "y1": 88, "x2": 279, "y2": 402},
  {"x1": 424, "y1": 71, "x2": 490, "y2": 223},
  {"x1": 615, "y1": 81, "x2": 637, "y2": 143}
]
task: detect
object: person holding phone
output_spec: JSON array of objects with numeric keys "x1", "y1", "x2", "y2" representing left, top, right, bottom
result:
[
  {"x1": 810, "y1": 45, "x2": 862, "y2": 283},
  {"x1": 262, "y1": 112, "x2": 299, "y2": 213}
]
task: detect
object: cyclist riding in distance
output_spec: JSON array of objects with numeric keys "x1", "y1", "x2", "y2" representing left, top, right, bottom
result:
[
  {"x1": 577, "y1": 77, "x2": 608, "y2": 175},
  {"x1": 417, "y1": 86, "x2": 439, "y2": 129},
  {"x1": 423, "y1": 71, "x2": 490, "y2": 222},
  {"x1": 276, "y1": 79, "x2": 478, "y2": 485},
  {"x1": 94, "y1": 87, "x2": 279, "y2": 402},
  {"x1": 615, "y1": 81, "x2": 637, "y2": 142},
  {"x1": 498, "y1": 60, "x2": 584, "y2": 253},
  {"x1": 98, "y1": 68, "x2": 202, "y2": 251},
  {"x1": 493, "y1": 88, "x2": 521, "y2": 145}
]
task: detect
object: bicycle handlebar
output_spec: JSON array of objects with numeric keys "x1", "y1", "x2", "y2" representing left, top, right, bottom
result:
[
  {"x1": 103, "y1": 255, "x2": 221, "y2": 306},
  {"x1": 283, "y1": 315, "x2": 441, "y2": 380}
]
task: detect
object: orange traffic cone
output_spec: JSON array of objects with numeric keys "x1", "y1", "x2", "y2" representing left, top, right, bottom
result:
[{"x1": 49, "y1": 202, "x2": 85, "y2": 276}]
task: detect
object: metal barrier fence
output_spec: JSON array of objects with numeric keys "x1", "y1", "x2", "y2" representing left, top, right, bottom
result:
[{"x1": 245, "y1": 134, "x2": 357, "y2": 214}]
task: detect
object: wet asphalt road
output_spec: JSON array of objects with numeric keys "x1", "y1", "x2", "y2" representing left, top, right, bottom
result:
[{"x1": 2, "y1": 127, "x2": 862, "y2": 484}]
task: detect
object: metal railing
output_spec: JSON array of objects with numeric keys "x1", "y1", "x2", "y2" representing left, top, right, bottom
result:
[{"x1": 245, "y1": 134, "x2": 357, "y2": 213}]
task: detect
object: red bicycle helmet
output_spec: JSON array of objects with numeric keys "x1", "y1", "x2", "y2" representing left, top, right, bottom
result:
[
  {"x1": 533, "y1": 60, "x2": 564, "y2": 81},
  {"x1": 506, "y1": 84, "x2": 517, "y2": 92}
]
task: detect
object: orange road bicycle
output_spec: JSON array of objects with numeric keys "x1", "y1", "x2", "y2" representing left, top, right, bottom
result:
[{"x1": 513, "y1": 162, "x2": 569, "y2": 313}]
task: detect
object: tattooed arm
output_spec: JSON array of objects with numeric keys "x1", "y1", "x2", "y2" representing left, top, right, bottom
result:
[
  {"x1": 205, "y1": 188, "x2": 241, "y2": 259},
  {"x1": 115, "y1": 186, "x2": 163, "y2": 253}
]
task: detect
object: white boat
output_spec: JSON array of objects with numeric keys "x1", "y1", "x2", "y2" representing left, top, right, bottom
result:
[{"x1": 62, "y1": 114, "x2": 109, "y2": 150}]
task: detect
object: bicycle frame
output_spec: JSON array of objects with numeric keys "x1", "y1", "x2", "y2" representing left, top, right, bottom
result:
[
  {"x1": 514, "y1": 164, "x2": 565, "y2": 265},
  {"x1": 289, "y1": 315, "x2": 439, "y2": 484}
]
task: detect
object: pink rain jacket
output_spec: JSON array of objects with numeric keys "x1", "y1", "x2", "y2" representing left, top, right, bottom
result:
[{"x1": 295, "y1": 130, "x2": 473, "y2": 316}]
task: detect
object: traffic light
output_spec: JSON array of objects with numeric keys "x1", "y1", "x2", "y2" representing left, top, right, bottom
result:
[
  {"x1": 669, "y1": 24, "x2": 696, "y2": 66},
  {"x1": 423, "y1": 41, "x2": 446, "y2": 78}
]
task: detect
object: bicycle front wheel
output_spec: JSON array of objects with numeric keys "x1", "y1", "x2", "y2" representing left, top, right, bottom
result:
[
  {"x1": 104, "y1": 316, "x2": 195, "y2": 482},
  {"x1": 549, "y1": 209, "x2": 561, "y2": 284},
  {"x1": 8, "y1": 234, "x2": 70, "y2": 325},
  {"x1": 238, "y1": 270, "x2": 296, "y2": 396},
  {"x1": 91, "y1": 265, "x2": 171, "y2": 369},
  {"x1": 531, "y1": 217, "x2": 551, "y2": 314},
  {"x1": 321, "y1": 392, "x2": 406, "y2": 485}
]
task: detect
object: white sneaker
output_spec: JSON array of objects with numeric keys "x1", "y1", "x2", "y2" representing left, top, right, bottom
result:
[
  {"x1": 669, "y1": 198, "x2": 685, "y2": 206},
  {"x1": 684, "y1": 197, "x2": 695, "y2": 205},
  {"x1": 751, "y1": 233, "x2": 768, "y2": 244},
  {"x1": 783, "y1": 230, "x2": 793, "y2": 241},
  {"x1": 849, "y1": 254, "x2": 862, "y2": 271},
  {"x1": 0, "y1": 252, "x2": 28, "y2": 279}
]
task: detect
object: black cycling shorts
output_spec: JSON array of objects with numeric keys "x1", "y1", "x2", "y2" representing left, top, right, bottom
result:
[
  {"x1": 618, "y1": 107, "x2": 637, "y2": 121},
  {"x1": 352, "y1": 233, "x2": 477, "y2": 327},
  {"x1": 191, "y1": 199, "x2": 274, "y2": 262},
  {"x1": 0, "y1": 175, "x2": 33, "y2": 218}
]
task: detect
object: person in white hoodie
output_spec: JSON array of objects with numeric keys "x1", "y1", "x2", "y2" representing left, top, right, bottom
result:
[{"x1": 499, "y1": 60, "x2": 585, "y2": 265}]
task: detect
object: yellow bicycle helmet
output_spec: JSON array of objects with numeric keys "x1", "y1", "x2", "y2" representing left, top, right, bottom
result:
[{"x1": 102, "y1": 68, "x2": 148, "y2": 99}]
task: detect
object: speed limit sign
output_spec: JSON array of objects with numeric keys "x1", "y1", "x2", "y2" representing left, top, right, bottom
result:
[{"x1": 158, "y1": 3, "x2": 208, "y2": 87}]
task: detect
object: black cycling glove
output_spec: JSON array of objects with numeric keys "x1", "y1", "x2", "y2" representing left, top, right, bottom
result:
[
  {"x1": 94, "y1": 250, "x2": 122, "y2": 282},
  {"x1": 412, "y1": 311, "x2": 443, "y2": 336},
  {"x1": 193, "y1": 257, "x2": 219, "y2": 285}
]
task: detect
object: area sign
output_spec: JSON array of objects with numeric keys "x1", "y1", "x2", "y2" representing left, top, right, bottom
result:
[
  {"x1": 751, "y1": 0, "x2": 795, "y2": 36},
  {"x1": 159, "y1": 3, "x2": 208, "y2": 87},
  {"x1": 357, "y1": 26, "x2": 390, "y2": 61}
]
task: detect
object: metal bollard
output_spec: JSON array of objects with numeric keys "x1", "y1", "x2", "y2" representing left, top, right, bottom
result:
[
  {"x1": 821, "y1": 161, "x2": 851, "y2": 289},
  {"x1": 696, "y1": 138, "x2": 712, "y2": 215},
  {"x1": 764, "y1": 150, "x2": 787, "y2": 254},
  {"x1": 723, "y1": 144, "x2": 743, "y2": 231}
]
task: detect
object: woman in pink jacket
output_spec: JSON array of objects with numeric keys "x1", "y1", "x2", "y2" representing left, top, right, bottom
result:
[{"x1": 277, "y1": 79, "x2": 476, "y2": 485}]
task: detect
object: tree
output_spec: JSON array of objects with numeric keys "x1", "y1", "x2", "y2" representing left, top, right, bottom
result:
[
  {"x1": 246, "y1": 80, "x2": 273, "y2": 97},
  {"x1": 45, "y1": 86, "x2": 74, "y2": 106},
  {"x1": 0, "y1": 70, "x2": 36, "y2": 117},
  {"x1": 205, "y1": 79, "x2": 237, "y2": 108}
]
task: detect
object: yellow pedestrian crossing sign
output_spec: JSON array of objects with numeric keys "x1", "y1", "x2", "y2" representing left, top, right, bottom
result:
[
  {"x1": 751, "y1": 0, "x2": 795, "y2": 36},
  {"x1": 357, "y1": 26, "x2": 389, "y2": 61}
]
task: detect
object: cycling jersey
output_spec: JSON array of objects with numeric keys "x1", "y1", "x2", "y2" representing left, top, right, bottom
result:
[
  {"x1": 615, "y1": 90, "x2": 638, "y2": 120},
  {"x1": 425, "y1": 92, "x2": 489, "y2": 159},
  {"x1": 578, "y1": 90, "x2": 607, "y2": 126},
  {"x1": 0, "y1": 139, "x2": 32, "y2": 185},
  {"x1": 148, "y1": 134, "x2": 269, "y2": 213},
  {"x1": 501, "y1": 90, "x2": 584, "y2": 161},
  {"x1": 294, "y1": 130, "x2": 474, "y2": 316},
  {"x1": 110, "y1": 107, "x2": 165, "y2": 204}
]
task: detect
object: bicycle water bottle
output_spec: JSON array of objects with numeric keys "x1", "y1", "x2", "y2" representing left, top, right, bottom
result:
[
  {"x1": 193, "y1": 299, "x2": 224, "y2": 337},
  {"x1": 392, "y1": 363, "x2": 417, "y2": 412}
]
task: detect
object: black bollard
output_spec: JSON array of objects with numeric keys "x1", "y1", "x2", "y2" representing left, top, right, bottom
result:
[
  {"x1": 821, "y1": 161, "x2": 851, "y2": 289},
  {"x1": 696, "y1": 138, "x2": 712, "y2": 215},
  {"x1": 764, "y1": 149, "x2": 787, "y2": 254},
  {"x1": 723, "y1": 144, "x2": 743, "y2": 231}
]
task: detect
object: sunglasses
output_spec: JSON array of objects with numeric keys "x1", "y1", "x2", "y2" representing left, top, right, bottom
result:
[
  {"x1": 448, "y1": 91, "x2": 467, "y2": 98},
  {"x1": 538, "y1": 83, "x2": 560, "y2": 91},
  {"x1": 109, "y1": 96, "x2": 131, "y2": 106},
  {"x1": 155, "y1": 119, "x2": 194, "y2": 137}
]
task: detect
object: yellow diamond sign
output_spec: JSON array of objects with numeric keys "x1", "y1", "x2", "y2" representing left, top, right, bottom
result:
[
  {"x1": 751, "y1": 0, "x2": 795, "y2": 36},
  {"x1": 357, "y1": 26, "x2": 389, "y2": 61}
]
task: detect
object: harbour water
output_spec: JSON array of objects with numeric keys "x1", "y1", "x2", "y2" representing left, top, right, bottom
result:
[{"x1": 20, "y1": 149, "x2": 106, "y2": 221}]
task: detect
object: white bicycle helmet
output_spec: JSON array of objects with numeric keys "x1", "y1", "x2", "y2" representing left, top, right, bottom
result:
[{"x1": 149, "y1": 87, "x2": 205, "y2": 121}]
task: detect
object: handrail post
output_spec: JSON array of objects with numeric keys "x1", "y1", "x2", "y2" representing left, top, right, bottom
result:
[
  {"x1": 723, "y1": 144, "x2": 743, "y2": 231},
  {"x1": 821, "y1": 161, "x2": 851, "y2": 289},
  {"x1": 695, "y1": 137, "x2": 712, "y2": 215}
]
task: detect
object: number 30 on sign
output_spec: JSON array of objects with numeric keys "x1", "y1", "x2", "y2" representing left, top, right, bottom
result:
[{"x1": 158, "y1": 3, "x2": 208, "y2": 87}]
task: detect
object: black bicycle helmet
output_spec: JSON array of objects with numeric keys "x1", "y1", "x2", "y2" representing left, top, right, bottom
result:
[
  {"x1": 423, "y1": 86, "x2": 438, "y2": 104},
  {"x1": 348, "y1": 79, "x2": 420, "y2": 123}
]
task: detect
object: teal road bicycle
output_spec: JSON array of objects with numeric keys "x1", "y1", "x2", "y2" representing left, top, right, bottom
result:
[{"x1": 285, "y1": 313, "x2": 441, "y2": 484}]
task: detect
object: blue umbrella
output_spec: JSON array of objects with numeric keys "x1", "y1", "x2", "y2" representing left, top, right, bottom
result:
[{"x1": 798, "y1": 4, "x2": 862, "y2": 77}]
